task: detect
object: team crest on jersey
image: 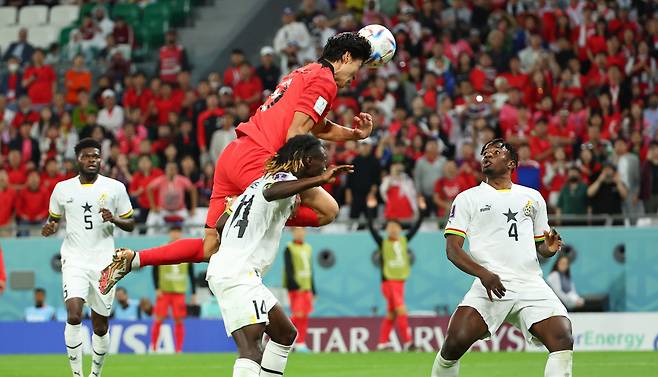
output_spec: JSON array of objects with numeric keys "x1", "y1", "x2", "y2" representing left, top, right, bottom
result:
[
  {"x1": 98, "y1": 193, "x2": 109, "y2": 207},
  {"x1": 523, "y1": 200, "x2": 535, "y2": 217}
]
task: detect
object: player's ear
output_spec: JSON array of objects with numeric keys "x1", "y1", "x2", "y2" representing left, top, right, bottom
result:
[{"x1": 342, "y1": 51, "x2": 352, "y2": 64}]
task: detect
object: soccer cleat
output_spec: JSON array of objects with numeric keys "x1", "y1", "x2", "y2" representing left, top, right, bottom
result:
[
  {"x1": 99, "y1": 248, "x2": 135, "y2": 295},
  {"x1": 294, "y1": 343, "x2": 311, "y2": 353},
  {"x1": 376, "y1": 342, "x2": 393, "y2": 351}
]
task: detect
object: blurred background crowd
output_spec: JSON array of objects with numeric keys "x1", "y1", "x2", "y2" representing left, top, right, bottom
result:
[{"x1": 1, "y1": 0, "x2": 658, "y2": 236}]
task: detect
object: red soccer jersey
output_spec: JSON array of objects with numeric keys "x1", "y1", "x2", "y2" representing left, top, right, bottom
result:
[
  {"x1": 0, "y1": 187, "x2": 17, "y2": 225},
  {"x1": 130, "y1": 168, "x2": 164, "y2": 209},
  {"x1": 41, "y1": 172, "x2": 64, "y2": 197},
  {"x1": 16, "y1": 187, "x2": 49, "y2": 221},
  {"x1": 24, "y1": 65, "x2": 56, "y2": 105},
  {"x1": 235, "y1": 62, "x2": 338, "y2": 154}
]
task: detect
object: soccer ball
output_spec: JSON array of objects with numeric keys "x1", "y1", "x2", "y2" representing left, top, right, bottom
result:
[{"x1": 358, "y1": 24, "x2": 396, "y2": 68}]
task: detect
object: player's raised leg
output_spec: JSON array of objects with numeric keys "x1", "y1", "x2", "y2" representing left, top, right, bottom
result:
[
  {"x1": 529, "y1": 316, "x2": 574, "y2": 377},
  {"x1": 261, "y1": 304, "x2": 297, "y2": 376},
  {"x1": 90, "y1": 311, "x2": 110, "y2": 377},
  {"x1": 431, "y1": 307, "x2": 489, "y2": 377},
  {"x1": 64, "y1": 297, "x2": 85, "y2": 377}
]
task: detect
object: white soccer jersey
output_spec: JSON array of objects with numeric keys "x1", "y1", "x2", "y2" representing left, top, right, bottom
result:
[
  {"x1": 444, "y1": 182, "x2": 550, "y2": 282},
  {"x1": 49, "y1": 175, "x2": 133, "y2": 270},
  {"x1": 206, "y1": 172, "x2": 297, "y2": 280}
]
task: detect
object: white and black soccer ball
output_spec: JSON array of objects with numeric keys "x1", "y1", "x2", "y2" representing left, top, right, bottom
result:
[{"x1": 358, "y1": 24, "x2": 396, "y2": 68}]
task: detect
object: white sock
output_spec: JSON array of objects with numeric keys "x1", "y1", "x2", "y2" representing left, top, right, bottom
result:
[
  {"x1": 65, "y1": 323, "x2": 83, "y2": 377},
  {"x1": 131, "y1": 253, "x2": 140, "y2": 270},
  {"x1": 91, "y1": 333, "x2": 110, "y2": 377},
  {"x1": 260, "y1": 340, "x2": 292, "y2": 376},
  {"x1": 234, "y1": 358, "x2": 261, "y2": 377},
  {"x1": 431, "y1": 352, "x2": 460, "y2": 377},
  {"x1": 545, "y1": 350, "x2": 573, "y2": 377}
]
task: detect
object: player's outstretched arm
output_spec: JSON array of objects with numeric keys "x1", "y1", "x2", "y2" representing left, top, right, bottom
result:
[
  {"x1": 312, "y1": 113, "x2": 374, "y2": 142},
  {"x1": 536, "y1": 228, "x2": 563, "y2": 258},
  {"x1": 263, "y1": 165, "x2": 353, "y2": 202},
  {"x1": 446, "y1": 234, "x2": 506, "y2": 301}
]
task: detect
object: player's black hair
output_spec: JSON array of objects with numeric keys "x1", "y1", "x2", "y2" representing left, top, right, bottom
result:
[
  {"x1": 74, "y1": 138, "x2": 102, "y2": 157},
  {"x1": 320, "y1": 32, "x2": 372, "y2": 64},
  {"x1": 481, "y1": 138, "x2": 518, "y2": 169},
  {"x1": 265, "y1": 134, "x2": 323, "y2": 175},
  {"x1": 34, "y1": 287, "x2": 46, "y2": 295},
  {"x1": 550, "y1": 254, "x2": 571, "y2": 278}
]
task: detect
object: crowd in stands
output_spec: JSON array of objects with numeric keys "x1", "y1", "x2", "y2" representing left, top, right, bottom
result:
[{"x1": 1, "y1": 0, "x2": 658, "y2": 236}]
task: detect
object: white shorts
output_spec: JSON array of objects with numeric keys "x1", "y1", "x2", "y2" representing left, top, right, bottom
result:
[
  {"x1": 208, "y1": 272, "x2": 278, "y2": 336},
  {"x1": 459, "y1": 279, "x2": 570, "y2": 346},
  {"x1": 62, "y1": 266, "x2": 115, "y2": 317}
]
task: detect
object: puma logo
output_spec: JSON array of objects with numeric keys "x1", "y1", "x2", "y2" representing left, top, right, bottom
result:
[
  {"x1": 73, "y1": 372, "x2": 81, "y2": 376},
  {"x1": 68, "y1": 356, "x2": 77, "y2": 361},
  {"x1": 93, "y1": 360, "x2": 102, "y2": 366}
]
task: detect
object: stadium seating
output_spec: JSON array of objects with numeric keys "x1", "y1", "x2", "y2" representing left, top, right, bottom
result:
[
  {"x1": 29, "y1": 25, "x2": 57, "y2": 48},
  {"x1": 111, "y1": 3, "x2": 140, "y2": 27},
  {"x1": 0, "y1": 25, "x2": 20, "y2": 52},
  {"x1": 18, "y1": 5, "x2": 48, "y2": 27},
  {"x1": 0, "y1": 7, "x2": 17, "y2": 27},
  {"x1": 49, "y1": 5, "x2": 79, "y2": 28}
]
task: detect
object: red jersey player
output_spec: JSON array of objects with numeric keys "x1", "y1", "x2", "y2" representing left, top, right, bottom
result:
[{"x1": 100, "y1": 32, "x2": 374, "y2": 294}]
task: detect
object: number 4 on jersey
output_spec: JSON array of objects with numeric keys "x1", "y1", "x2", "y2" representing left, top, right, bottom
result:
[
  {"x1": 252, "y1": 300, "x2": 267, "y2": 320},
  {"x1": 508, "y1": 223, "x2": 518, "y2": 241}
]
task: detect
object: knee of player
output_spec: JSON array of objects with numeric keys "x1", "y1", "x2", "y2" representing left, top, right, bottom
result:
[
  {"x1": 93, "y1": 322, "x2": 109, "y2": 336},
  {"x1": 394, "y1": 306, "x2": 407, "y2": 315},
  {"x1": 67, "y1": 313, "x2": 83, "y2": 325},
  {"x1": 553, "y1": 330, "x2": 574, "y2": 350}
]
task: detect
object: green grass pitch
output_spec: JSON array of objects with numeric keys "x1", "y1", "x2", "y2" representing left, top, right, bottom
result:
[{"x1": 0, "y1": 352, "x2": 656, "y2": 376}]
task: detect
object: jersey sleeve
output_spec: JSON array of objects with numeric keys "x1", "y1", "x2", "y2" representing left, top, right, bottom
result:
[
  {"x1": 443, "y1": 192, "x2": 472, "y2": 239},
  {"x1": 532, "y1": 194, "x2": 550, "y2": 243},
  {"x1": 294, "y1": 73, "x2": 337, "y2": 123},
  {"x1": 116, "y1": 183, "x2": 134, "y2": 219},
  {"x1": 48, "y1": 184, "x2": 63, "y2": 219}
]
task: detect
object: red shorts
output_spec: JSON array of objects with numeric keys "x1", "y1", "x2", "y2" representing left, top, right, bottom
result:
[
  {"x1": 205, "y1": 136, "x2": 273, "y2": 227},
  {"x1": 288, "y1": 290, "x2": 313, "y2": 315},
  {"x1": 381, "y1": 280, "x2": 406, "y2": 312},
  {"x1": 153, "y1": 292, "x2": 187, "y2": 319}
]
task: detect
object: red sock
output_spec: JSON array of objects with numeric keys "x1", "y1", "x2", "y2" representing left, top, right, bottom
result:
[
  {"x1": 139, "y1": 238, "x2": 205, "y2": 267},
  {"x1": 150, "y1": 320, "x2": 162, "y2": 351},
  {"x1": 174, "y1": 322, "x2": 185, "y2": 353},
  {"x1": 379, "y1": 317, "x2": 394, "y2": 344},
  {"x1": 396, "y1": 314, "x2": 411, "y2": 343},
  {"x1": 296, "y1": 316, "x2": 308, "y2": 345},
  {"x1": 286, "y1": 206, "x2": 320, "y2": 227}
]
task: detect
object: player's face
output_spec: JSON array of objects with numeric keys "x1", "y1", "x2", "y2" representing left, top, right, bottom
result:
[
  {"x1": 78, "y1": 147, "x2": 101, "y2": 176},
  {"x1": 335, "y1": 55, "x2": 363, "y2": 88},
  {"x1": 481, "y1": 145, "x2": 511, "y2": 177},
  {"x1": 302, "y1": 147, "x2": 329, "y2": 178}
]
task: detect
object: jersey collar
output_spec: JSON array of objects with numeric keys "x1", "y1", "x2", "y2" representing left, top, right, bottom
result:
[
  {"x1": 318, "y1": 58, "x2": 335, "y2": 75},
  {"x1": 481, "y1": 181, "x2": 514, "y2": 192}
]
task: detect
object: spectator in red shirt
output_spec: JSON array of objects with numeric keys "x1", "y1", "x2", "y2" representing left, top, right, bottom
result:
[
  {"x1": 123, "y1": 72, "x2": 153, "y2": 115},
  {"x1": 5, "y1": 149, "x2": 27, "y2": 188},
  {"x1": 116, "y1": 122, "x2": 146, "y2": 157},
  {"x1": 22, "y1": 49, "x2": 56, "y2": 107},
  {"x1": 11, "y1": 95, "x2": 38, "y2": 129},
  {"x1": 528, "y1": 118, "x2": 554, "y2": 163},
  {"x1": 223, "y1": 49, "x2": 246, "y2": 88},
  {"x1": 112, "y1": 17, "x2": 134, "y2": 49},
  {"x1": 157, "y1": 30, "x2": 190, "y2": 84},
  {"x1": 129, "y1": 154, "x2": 164, "y2": 229},
  {"x1": 153, "y1": 83, "x2": 182, "y2": 126},
  {"x1": 380, "y1": 162, "x2": 417, "y2": 222},
  {"x1": 0, "y1": 169, "x2": 17, "y2": 236},
  {"x1": 196, "y1": 94, "x2": 224, "y2": 154},
  {"x1": 0, "y1": 56, "x2": 24, "y2": 104},
  {"x1": 16, "y1": 170, "x2": 48, "y2": 237},
  {"x1": 233, "y1": 62, "x2": 263, "y2": 114},
  {"x1": 433, "y1": 160, "x2": 468, "y2": 217},
  {"x1": 41, "y1": 158, "x2": 64, "y2": 197},
  {"x1": 145, "y1": 162, "x2": 197, "y2": 235}
]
